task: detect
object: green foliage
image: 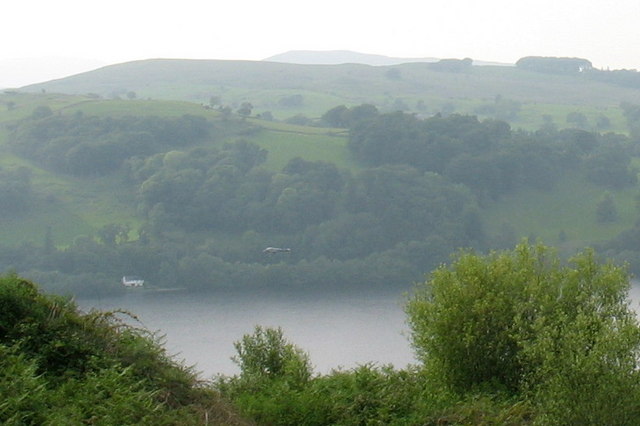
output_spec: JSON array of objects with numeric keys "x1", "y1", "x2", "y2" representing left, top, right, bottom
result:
[
  {"x1": 584, "y1": 135, "x2": 637, "y2": 189},
  {"x1": 283, "y1": 113, "x2": 313, "y2": 126},
  {"x1": 426, "y1": 395, "x2": 533, "y2": 426},
  {"x1": 18, "y1": 58, "x2": 639, "y2": 133},
  {"x1": 237, "y1": 102, "x2": 253, "y2": 117},
  {"x1": 0, "y1": 273, "x2": 248, "y2": 425},
  {"x1": 321, "y1": 103, "x2": 378, "y2": 128},
  {"x1": 31, "y1": 105, "x2": 53, "y2": 119},
  {"x1": 0, "y1": 166, "x2": 33, "y2": 217},
  {"x1": 0, "y1": 344, "x2": 49, "y2": 424},
  {"x1": 220, "y1": 334, "x2": 533, "y2": 425},
  {"x1": 566, "y1": 110, "x2": 588, "y2": 128},
  {"x1": 349, "y1": 110, "x2": 632, "y2": 200},
  {"x1": 406, "y1": 241, "x2": 640, "y2": 423},
  {"x1": 232, "y1": 326, "x2": 312, "y2": 388},
  {"x1": 622, "y1": 102, "x2": 640, "y2": 139},
  {"x1": 8, "y1": 113, "x2": 210, "y2": 176},
  {"x1": 596, "y1": 192, "x2": 619, "y2": 223},
  {"x1": 516, "y1": 56, "x2": 593, "y2": 74},
  {"x1": 220, "y1": 328, "x2": 450, "y2": 426},
  {"x1": 1, "y1": 92, "x2": 640, "y2": 300},
  {"x1": 278, "y1": 94, "x2": 304, "y2": 108},
  {"x1": 9, "y1": 243, "x2": 640, "y2": 425},
  {"x1": 475, "y1": 96, "x2": 522, "y2": 121},
  {"x1": 300, "y1": 364, "x2": 437, "y2": 425},
  {"x1": 428, "y1": 58, "x2": 473, "y2": 73}
]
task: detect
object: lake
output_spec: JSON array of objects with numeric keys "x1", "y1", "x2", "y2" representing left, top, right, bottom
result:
[
  {"x1": 77, "y1": 286, "x2": 415, "y2": 379},
  {"x1": 78, "y1": 282, "x2": 640, "y2": 380}
]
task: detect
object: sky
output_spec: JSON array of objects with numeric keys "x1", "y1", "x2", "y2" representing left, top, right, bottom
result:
[{"x1": 2, "y1": 0, "x2": 639, "y2": 87}]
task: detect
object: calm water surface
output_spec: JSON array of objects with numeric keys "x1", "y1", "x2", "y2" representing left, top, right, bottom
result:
[
  {"x1": 78, "y1": 283, "x2": 640, "y2": 380},
  {"x1": 78, "y1": 286, "x2": 415, "y2": 379}
]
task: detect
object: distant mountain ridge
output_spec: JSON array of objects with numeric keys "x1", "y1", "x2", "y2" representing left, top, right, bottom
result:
[{"x1": 263, "y1": 50, "x2": 512, "y2": 67}]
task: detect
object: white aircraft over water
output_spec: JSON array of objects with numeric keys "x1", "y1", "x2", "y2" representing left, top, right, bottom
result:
[{"x1": 263, "y1": 247, "x2": 291, "y2": 254}]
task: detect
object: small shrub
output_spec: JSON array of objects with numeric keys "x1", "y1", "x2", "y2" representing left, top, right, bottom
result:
[{"x1": 232, "y1": 326, "x2": 312, "y2": 388}]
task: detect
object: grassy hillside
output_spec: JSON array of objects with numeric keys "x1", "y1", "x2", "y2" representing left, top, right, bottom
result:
[
  {"x1": 0, "y1": 93, "x2": 352, "y2": 246},
  {"x1": 245, "y1": 119, "x2": 352, "y2": 170},
  {"x1": 483, "y1": 172, "x2": 639, "y2": 250},
  {"x1": 1, "y1": 88, "x2": 638, "y2": 254},
  {"x1": 21, "y1": 58, "x2": 639, "y2": 132}
]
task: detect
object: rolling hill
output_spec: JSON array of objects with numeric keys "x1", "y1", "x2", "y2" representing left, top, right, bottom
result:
[{"x1": 20, "y1": 57, "x2": 640, "y2": 132}]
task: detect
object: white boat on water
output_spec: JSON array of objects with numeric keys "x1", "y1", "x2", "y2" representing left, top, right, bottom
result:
[{"x1": 121, "y1": 275, "x2": 145, "y2": 287}]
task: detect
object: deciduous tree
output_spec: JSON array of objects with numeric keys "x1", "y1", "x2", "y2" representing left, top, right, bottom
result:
[{"x1": 407, "y1": 242, "x2": 640, "y2": 423}]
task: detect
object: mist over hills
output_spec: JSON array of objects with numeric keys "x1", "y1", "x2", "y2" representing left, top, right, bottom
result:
[
  {"x1": 264, "y1": 50, "x2": 441, "y2": 66},
  {"x1": 264, "y1": 50, "x2": 511, "y2": 66}
]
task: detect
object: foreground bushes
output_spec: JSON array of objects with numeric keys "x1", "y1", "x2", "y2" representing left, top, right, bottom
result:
[
  {"x1": 407, "y1": 242, "x2": 640, "y2": 424},
  {"x1": 6, "y1": 241, "x2": 640, "y2": 424},
  {"x1": 219, "y1": 242, "x2": 640, "y2": 425},
  {"x1": 216, "y1": 326, "x2": 534, "y2": 425},
  {"x1": 0, "y1": 273, "x2": 247, "y2": 425}
]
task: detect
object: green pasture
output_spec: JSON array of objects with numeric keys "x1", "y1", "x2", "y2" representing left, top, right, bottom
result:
[
  {"x1": 0, "y1": 111, "x2": 142, "y2": 246},
  {"x1": 61, "y1": 98, "x2": 213, "y2": 118},
  {"x1": 0, "y1": 199, "x2": 94, "y2": 247},
  {"x1": 482, "y1": 171, "x2": 639, "y2": 248},
  {"x1": 243, "y1": 124, "x2": 356, "y2": 171},
  {"x1": 1, "y1": 92, "x2": 86, "y2": 122}
]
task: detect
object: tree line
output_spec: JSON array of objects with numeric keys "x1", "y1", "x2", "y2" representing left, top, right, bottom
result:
[
  {"x1": 8, "y1": 112, "x2": 210, "y2": 176},
  {"x1": 516, "y1": 56, "x2": 640, "y2": 89},
  {"x1": 333, "y1": 105, "x2": 637, "y2": 197}
]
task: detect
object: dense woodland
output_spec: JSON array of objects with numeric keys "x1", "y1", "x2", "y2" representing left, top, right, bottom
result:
[{"x1": 1, "y1": 101, "x2": 640, "y2": 295}]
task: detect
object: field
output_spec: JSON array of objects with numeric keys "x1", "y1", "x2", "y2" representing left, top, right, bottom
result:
[{"x1": 483, "y1": 172, "x2": 638, "y2": 249}]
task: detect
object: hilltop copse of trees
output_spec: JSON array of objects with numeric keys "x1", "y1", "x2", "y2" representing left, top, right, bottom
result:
[
  {"x1": 516, "y1": 56, "x2": 640, "y2": 89},
  {"x1": 6, "y1": 241, "x2": 640, "y2": 424}
]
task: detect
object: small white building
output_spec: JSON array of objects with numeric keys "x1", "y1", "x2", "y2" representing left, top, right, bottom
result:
[{"x1": 121, "y1": 275, "x2": 144, "y2": 287}]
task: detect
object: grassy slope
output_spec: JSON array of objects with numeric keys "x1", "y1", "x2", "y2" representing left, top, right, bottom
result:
[
  {"x1": 22, "y1": 59, "x2": 640, "y2": 132},
  {"x1": 246, "y1": 119, "x2": 353, "y2": 170},
  {"x1": 0, "y1": 93, "x2": 352, "y2": 246},
  {"x1": 0, "y1": 94, "x2": 132, "y2": 245},
  {"x1": 483, "y1": 172, "x2": 638, "y2": 249}
]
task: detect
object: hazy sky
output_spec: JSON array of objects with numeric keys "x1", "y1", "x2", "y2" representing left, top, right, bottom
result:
[{"x1": 2, "y1": 0, "x2": 639, "y2": 86}]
